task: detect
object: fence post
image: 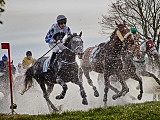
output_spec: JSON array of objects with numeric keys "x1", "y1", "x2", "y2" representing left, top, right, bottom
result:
[{"x1": 1, "y1": 43, "x2": 14, "y2": 115}]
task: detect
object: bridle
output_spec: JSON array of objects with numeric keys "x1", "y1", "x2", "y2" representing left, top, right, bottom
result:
[
  {"x1": 116, "y1": 27, "x2": 134, "y2": 49},
  {"x1": 71, "y1": 35, "x2": 83, "y2": 53}
]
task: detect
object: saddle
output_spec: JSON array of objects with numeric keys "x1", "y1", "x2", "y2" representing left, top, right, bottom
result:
[
  {"x1": 89, "y1": 46, "x2": 100, "y2": 63},
  {"x1": 42, "y1": 55, "x2": 60, "y2": 73}
]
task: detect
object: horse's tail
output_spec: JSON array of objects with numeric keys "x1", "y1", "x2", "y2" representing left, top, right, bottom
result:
[
  {"x1": 20, "y1": 66, "x2": 34, "y2": 95},
  {"x1": 25, "y1": 66, "x2": 34, "y2": 86}
]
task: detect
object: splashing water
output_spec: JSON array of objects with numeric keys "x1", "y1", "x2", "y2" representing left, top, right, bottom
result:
[{"x1": 0, "y1": 71, "x2": 159, "y2": 115}]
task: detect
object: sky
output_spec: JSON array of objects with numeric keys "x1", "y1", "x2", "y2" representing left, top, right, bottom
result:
[{"x1": 0, "y1": 0, "x2": 115, "y2": 65}]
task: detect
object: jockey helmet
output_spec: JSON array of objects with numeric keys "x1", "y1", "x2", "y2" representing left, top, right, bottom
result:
[
  {"x1": 130, "y1": 27, "x2": 137, "y2": 34},
  {"x1": 26, "y1": 51, "x2": 32, "y2": 56},
  {"x1": 56, "y1": 15, "x2": 67, "y2": 23},
  {"x1": 2, "y1": 54, "x2": 8, "y2": 61}
]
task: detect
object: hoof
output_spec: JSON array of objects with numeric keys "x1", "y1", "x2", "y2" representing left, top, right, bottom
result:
[
  {"x1": 137, "y1": 94, "x2": 142, "y2": 100},
  {"x1": 19, "y1": 91, "x2": 24, "y2": 95},
  {"x1": 94, "y1": 90, "x2": 99, "y2": 97},
  {"x1": 56, "y1": 95, "x2": 64, "y2": 100},
  {"x1": 82, "y1": 98, "x2": 88, "y2": 105},
  {"x1": 112, "y1": 94, "x2": 118, "y2": 100}
]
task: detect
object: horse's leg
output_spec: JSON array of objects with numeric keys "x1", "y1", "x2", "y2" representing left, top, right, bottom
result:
[
  {"x1": 46, "y1": 82, "x2": 54, "y2": 97},
  {"x1": 108, "y1": 75, "x2": 121, "y2": 94},
  {"x1": 45, "y1": 82, "x2": 55, "y2": 112},
  {"x1": 103, "y1": 72, "x2": 110, "y2": 107},
  {"x1": 112, "y1": 72, "x2": 129, "y2": 100},
  {"x1": 55, "y1": 78, "x2": 68, "y2": 99},
  {"x1": 83, "y1": 69, "x2": 99, "y2": 97},
  {"x1": 142, "y1": 71, "x2": 160, "y2": 85},
  {"x1": 131, "y1": 73, "x2": 143, "y2": 100},
  {"x1": 39, "y1": 81, "x2": 58, "y2": 112},
  {"x1": 74, "y1": 80, "x2": 88, "y2": 105},
  {"x1": 20, "y1": 76, "x2": 33, "y2": 95},
  {"x1": 78, "y1": 67, "x2": 83, "y2": 82},
  {"x1": 97, "y1": 73, "x2": 104, "y2": 86}
]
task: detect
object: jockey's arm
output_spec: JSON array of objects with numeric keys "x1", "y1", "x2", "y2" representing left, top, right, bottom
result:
[
  {"x1": 31, "y1": 58, "x2": 36, "y2": 65},
  {"x1": 45, "y1": 25, "x2": 56, "y2": 44},
  {"x1": 22, "y1": 58, "x2": 30, "y2": 69}
]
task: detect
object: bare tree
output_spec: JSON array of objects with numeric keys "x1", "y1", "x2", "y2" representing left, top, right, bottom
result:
[
  {"x1": 100, "y1": 0, "x2": 160, "y2": 51},
  {"x1": 0, "y1": 0, "x2": 6, "y2": 24}
]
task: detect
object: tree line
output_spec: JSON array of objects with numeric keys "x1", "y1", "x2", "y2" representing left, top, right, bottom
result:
[{"x1": 99, "y1": 0, "x2": 160, "y2": 51}]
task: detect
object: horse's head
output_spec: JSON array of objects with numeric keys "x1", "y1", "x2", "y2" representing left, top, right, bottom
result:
[
  {"x1": 65, "y1": 32, "x2": 83, "y2": 59},
  {"x1": 115, "y1": 20, "x2": 134, "y2": 50},
  {"x1": 141, "y1": 39, "x2": 159, "y2": 59}
]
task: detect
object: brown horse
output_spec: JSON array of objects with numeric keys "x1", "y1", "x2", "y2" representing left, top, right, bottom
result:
[{"x1": 79, "y1": 20, "x2": 135, "y2": 106}]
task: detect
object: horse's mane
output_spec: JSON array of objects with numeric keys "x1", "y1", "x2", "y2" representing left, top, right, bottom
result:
[
  {"x1": 64, "y1": 37, "x2": 71, "y2": 48},
  {"x1": 110, "y1": 28, "x2": 118, "y2": 41},
  {"x1": 64, "y1": 33, "x2": 79, "y2": 49}
]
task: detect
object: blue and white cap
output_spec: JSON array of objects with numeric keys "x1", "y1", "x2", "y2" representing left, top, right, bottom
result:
[
  {"x1": 56, "y1": 15, "x2": 67, "y2": 22},
  {"x1": 2, "y1": 54, "x2": 8, "y2": 61}
]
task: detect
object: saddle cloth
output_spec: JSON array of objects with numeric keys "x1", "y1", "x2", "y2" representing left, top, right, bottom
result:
[
  {"x1": 89, "y1": 47, "x2": 100, "y2": 62},
  {"x1": 43, "y1": 57, "x2": 50, "y2": 72}
]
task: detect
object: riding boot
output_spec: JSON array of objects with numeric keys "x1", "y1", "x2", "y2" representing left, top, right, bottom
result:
[{"x1": 48, "y1": 52, "x2": 57, "y2": 72}]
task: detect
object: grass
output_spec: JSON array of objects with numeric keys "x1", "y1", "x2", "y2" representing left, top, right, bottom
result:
[{"x1": 1, "y1": 101, "x2": 160, "y2": 120}]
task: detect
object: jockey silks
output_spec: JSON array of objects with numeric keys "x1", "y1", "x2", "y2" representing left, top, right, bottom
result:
[{"x1": 45, "y1": 23, "x2": 71, "y2": 43}]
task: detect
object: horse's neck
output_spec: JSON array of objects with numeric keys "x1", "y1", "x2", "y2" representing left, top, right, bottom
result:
[
  {"x1": 105, "y1": 38, "x2": 122, "y2": 56},
  {"x1": 60, "y1": 49, "x2": 76, "y2": 62}
]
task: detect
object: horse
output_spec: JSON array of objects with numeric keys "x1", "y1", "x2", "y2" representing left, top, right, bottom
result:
[
  {"x1": 133, "y1": 39, "x2": 160, "y2": 85},
  {"x1": 80, "y1": 40, "x2": 143, "y2": 101},
  {"x1": 79, "y1": 42, "x2": 106, "y2": 97},
  {"x1": 79, "y1": 20, "x2": 135, "y2": 106},
  {"x1": 144, "y1": 41, "x2": 160, "y2": 78},
  {"x1": 20, "y1": 32, "x2": 88, "y2": 112}
]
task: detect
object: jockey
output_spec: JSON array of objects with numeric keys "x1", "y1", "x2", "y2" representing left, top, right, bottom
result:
[
  {"x1": 22, "y1": 51, "x2": 36, "y2": 69},
  {"x1": 0, "y1": 54, "x2": 8, "y2": 72},
  {"x1": 130, "y1": 27, "x2": 141, "y2": 59},
  {"x1": 45, "y1": 15, "x2": 71, "y2": 71}
]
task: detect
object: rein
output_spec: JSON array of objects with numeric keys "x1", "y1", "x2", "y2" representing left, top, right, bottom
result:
[{"x1": 32, "y1": 43, "x2": 59, "y2": 66}]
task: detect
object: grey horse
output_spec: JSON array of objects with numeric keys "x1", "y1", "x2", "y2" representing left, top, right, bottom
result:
[{"x1": 20, "y1": 32, "x2": 88, "y2": 112}]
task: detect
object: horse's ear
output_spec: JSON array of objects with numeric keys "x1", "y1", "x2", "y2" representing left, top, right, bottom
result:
[
  {"x1": 115, "y1": 21, "x2": 118, "y2": 26},
  {"x1": 79, "y1": 31, "x2": 82, "y2": 37},
  {"x1": 123, "y1": 20, "x2": 126, "y2": 25}
]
